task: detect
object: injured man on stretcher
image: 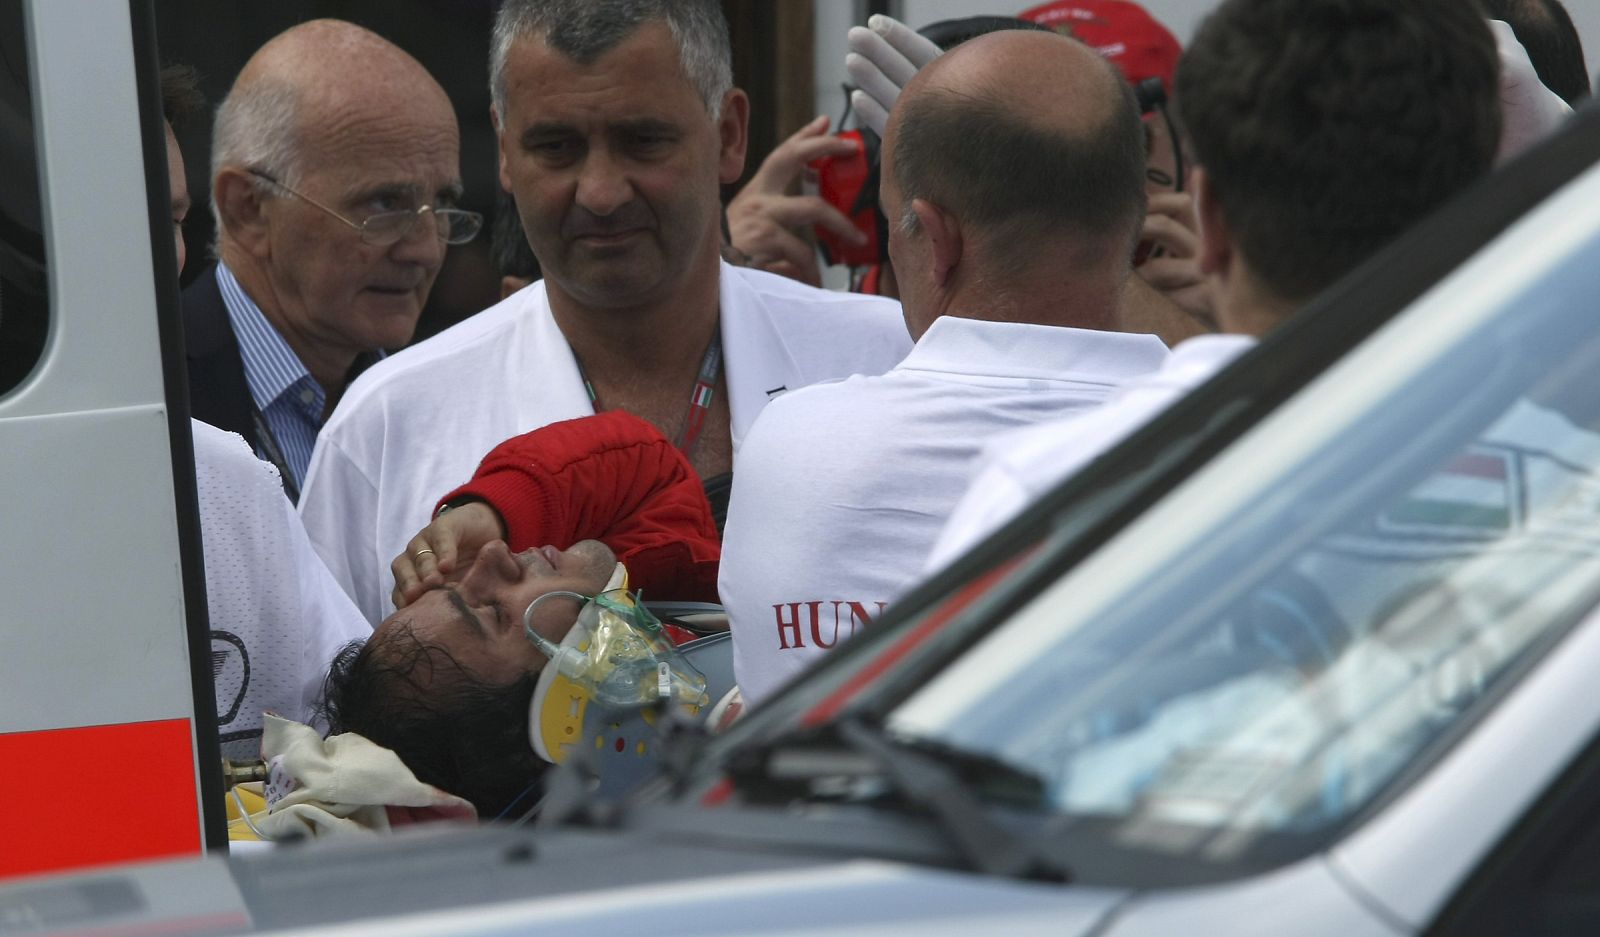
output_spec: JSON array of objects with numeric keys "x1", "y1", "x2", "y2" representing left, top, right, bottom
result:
[{"x1": 310, "y1": 411, "x2": 724, "y2": 824}]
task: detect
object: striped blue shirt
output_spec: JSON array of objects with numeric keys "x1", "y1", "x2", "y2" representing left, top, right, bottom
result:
[{"x1": 215, "y1": 263, "x2": 326, "y2": 491}]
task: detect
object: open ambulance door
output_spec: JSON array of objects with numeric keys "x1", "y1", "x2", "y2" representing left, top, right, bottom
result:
[{"x1": 0, "y1": 0, "x2": 225, "y2": 878}]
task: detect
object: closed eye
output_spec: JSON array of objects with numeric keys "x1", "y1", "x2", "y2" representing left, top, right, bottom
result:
[{"x1": 444, "y1": 588, "x2": 490, "y2": 638}]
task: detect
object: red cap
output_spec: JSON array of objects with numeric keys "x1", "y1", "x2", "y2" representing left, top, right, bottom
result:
[{"x1": 1017, "y1": 0, "x2": 1182, "y2": 91}]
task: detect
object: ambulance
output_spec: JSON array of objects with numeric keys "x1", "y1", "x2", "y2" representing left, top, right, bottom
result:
[{"x1": 6, "y1": 2, "x2": 1600, "y2": 935}]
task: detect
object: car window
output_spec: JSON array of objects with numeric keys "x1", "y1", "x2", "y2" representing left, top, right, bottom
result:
[
  {"x1": 0, "y1": 0, "x2": 47, "y2": 395},
  {"x1": 709, "y1": 115, "x2": 1600, "y2": 770},
  {"x1": 884, "y1": 159, "x2": 1600, "y2": 874}
]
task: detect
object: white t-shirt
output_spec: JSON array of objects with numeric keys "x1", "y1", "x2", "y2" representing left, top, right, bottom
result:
[
  {"x1": 192, "y1": 421, "x2": 371, "y2": 760},
  {"x1": 927, "y1": 333, "x2": 1258, "y2": 572},
  {"x1": 721, "y1": 316, "x2": 1170, "y2": 705},
  {"x1": 299, "y1": 263, "x2": 912, "y2": 624}
]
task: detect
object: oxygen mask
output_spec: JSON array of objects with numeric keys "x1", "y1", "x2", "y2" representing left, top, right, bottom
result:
[{"x1": 523, "y1": 586, "x2": 709, "y2": 710}]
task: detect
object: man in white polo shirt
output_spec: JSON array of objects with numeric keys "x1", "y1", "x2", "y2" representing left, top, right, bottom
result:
[
  {"x1": 720, "y1": 28, "x2": 1169, "y2": 706},
  {"x1": 298, "y1": 0, "x2": 910, "y2": 624}
]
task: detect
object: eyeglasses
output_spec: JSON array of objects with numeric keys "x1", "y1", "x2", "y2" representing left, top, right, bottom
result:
[{"x1": 248, "y1": 170, "x2": 484, "y2": 246}]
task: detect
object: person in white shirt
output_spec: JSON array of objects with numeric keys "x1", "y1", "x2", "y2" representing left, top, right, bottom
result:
[
  {"x1": 721, "y1": 29, "x2": 1170, "y2": 706},
  {"x1": 928, "y1": 0, "x2": 1521, "y2": 569},
  {"x1": 193, "y1": 422, "x2": 370, "y2": 759},
  {"x1": 298, "y1": 0, "x2": 910, "y2": 624}
]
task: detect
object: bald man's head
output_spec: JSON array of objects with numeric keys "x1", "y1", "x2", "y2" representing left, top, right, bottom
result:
[
  {"x1": 907, "y1": 28, "x2": 1129, "y2": 140},
  {"x1": 211, "y1": 20, "x2": 455, "y2": 193},
  {"x1": 883, "y1": 29, "x2": 1145, "y2": 276},
  {"x1": 208, "y1": 19, "x2": 465, "y2": 388}
]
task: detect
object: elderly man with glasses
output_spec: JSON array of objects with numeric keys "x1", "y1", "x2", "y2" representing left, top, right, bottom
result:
[{"x1": 183, "y1": 19, "x2": 479, "y2": 501}]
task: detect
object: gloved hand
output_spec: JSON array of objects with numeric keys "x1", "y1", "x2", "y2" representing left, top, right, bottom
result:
[
  {"x1": 1491, "y1": 19, "x2": 1572, "y2": 165},
  {"x1": 846, "y1": 14, "x2": 942, "y2": 136}
]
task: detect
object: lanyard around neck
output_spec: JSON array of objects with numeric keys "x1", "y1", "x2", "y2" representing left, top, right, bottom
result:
[{"x1": 573, "y1": 328, "x2": 723, "y2": 458}]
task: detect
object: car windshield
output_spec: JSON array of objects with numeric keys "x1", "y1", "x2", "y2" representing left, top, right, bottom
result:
[{"x1": 877, "y1": 158, "x2": 1600, "y2": 869}]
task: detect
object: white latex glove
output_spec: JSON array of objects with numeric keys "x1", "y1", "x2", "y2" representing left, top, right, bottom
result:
[
  {"x1": 845, "y1": 14, "x2": 943, "y2": 136},
  {"x1": 1491, "y1": 19, "x2": 1572, "y2": 165}
]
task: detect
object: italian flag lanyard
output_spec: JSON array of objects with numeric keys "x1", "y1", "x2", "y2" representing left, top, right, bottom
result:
[{"x1": 576, "y1": 327, "x2": 723, "y2": 458}]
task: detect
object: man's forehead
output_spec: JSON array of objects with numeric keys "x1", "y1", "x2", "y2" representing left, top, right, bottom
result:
[
  {"x1": 375, "y1": 587, "x2": 474, "y2": 642},
  {"x1": 296, "y1": 142, "x2": 463, "y2": 196},
  {"x1": 519, "y1": 114, "x2": 688, "y2": 142},
  {"x1": 500, "y1": 25, "x2": 706, "y2": 119},
  {"x1": 165, "y1": 128, "x2": 189, "y2": 195},
  {"x1": 294, "y1": 86, "x2": 459, "y2": 167},
  {"x1": 503, "y1": 103, "x2": 713, "y2": 154}
]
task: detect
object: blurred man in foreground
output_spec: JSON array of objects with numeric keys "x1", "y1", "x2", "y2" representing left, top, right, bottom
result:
[{"x1": 930, "y1": 0, "x2": 1504, "y2": 566}]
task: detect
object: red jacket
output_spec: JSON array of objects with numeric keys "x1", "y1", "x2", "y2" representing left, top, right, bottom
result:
[{"x1": 437, "y1": 412, "x2": 721, "y2": 603}]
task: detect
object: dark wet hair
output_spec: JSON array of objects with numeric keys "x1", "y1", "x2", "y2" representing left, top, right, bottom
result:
[{"x1": 319, "y1": 627, "x2": 545, "y2": 819}]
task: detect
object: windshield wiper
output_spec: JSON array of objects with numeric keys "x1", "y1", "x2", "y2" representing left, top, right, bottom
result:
[{"x1": 732, "y1": 717, "x2": 1071, "y2": 882}]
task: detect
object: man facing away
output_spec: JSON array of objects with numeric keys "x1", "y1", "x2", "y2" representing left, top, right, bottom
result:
[
  {"x1": 929, "y1": 0, "x2": 1504, "y2": 568},
  {"x1": 299, "y1": 0, "x2": 911, "y2": 624},
  {"x1": 720, "y1": 28, "x2": 1170, "y2": 706},
  {"x1": 184, "y1": 20, "x2": 478, "y2": 501}
]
